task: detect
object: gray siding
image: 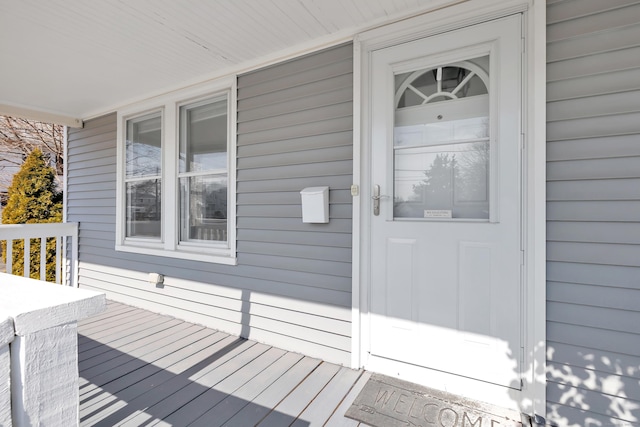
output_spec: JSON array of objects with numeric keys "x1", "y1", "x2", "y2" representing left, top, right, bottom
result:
[
  {"x1": 546, "y1": 1, "x2": 640, "y2": 425},
  {"x1": 67, "y1": 43, "x2": 353, "y2": 365}
]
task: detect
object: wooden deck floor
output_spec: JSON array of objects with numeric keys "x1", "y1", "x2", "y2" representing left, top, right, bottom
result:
[{"x1": 78, "y1": 300, "x2": 371, "y2": 426}]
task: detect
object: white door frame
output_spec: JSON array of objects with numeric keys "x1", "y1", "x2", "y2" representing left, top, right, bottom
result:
[{"x1": 350, "y1": 0, "x2": 546, "y2": 419}]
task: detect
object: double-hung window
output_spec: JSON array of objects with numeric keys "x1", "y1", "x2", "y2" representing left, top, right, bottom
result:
[{"x1": 116, "y1": 79, "x2": 237, "y2": 264}]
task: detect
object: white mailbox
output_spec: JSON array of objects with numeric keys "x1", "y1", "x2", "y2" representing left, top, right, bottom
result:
[{"x1": 300, "y1": 186, "x2": 329, "y2": 223}]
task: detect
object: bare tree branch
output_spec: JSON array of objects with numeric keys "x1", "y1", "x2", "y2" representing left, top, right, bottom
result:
[{"x1": 0, "y1": 115, "x2": 64, "y2": 189}]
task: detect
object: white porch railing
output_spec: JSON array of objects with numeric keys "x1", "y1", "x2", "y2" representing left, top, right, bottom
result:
[{"x1": 0, "y1": 222, "x2": 78, "y2": 287}]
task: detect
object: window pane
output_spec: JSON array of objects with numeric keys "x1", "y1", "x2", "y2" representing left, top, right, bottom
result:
[
  {"x1": 180, "y1": 175, "x2": 227, "y2": 242},
  {"x1": 179, "y1": 98, "x2": 227, "y2": 173},
  {"x1": 394, "y1": 117, "x2": 489, "y2": 147},
  {"x1": 126, "y1": 179, "x2": 161, "y2": 238},
  {"x1": 394, "y1": 141, "x2": 489, "y2": 219},
  {"x1": 393, "y1": 57, "x2": 490, "y2": 220},
  {"x1": 126, "y1": 113, "x2": 162, "y2": 178}
]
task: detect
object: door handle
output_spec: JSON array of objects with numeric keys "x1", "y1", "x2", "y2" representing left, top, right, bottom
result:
[{"x1": 372, "y1": 185, "x2": 385, "y2": 216}]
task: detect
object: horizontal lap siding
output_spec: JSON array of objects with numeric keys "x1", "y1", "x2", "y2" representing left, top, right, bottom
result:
[
  {"x1": 235, "y1": 43, "x2": 354, "y2": 362},
  {"x1": 67, "y1": 43, "x2": 354, "y2": 365},
  {"x1": 546, "y1": 1, "x2": 640, "y2": 426}
]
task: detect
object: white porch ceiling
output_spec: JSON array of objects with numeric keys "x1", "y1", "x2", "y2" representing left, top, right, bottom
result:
[{"x1": 0, "y1": 0, "x2": 454, "y2": 125}]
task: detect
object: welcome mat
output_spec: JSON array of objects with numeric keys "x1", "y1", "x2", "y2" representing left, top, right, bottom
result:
[{"x1": 345, "y1": 374, "x2": 525, "y2": 427}]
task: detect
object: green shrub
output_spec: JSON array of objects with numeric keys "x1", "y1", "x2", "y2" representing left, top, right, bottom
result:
[{"x1": 1, "y1": 149, "x2": 62, "y2": 281}]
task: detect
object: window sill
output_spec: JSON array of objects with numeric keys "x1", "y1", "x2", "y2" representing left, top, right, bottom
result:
[{"x1": 115, "y1": 243, "x2": 237, "y2": 265}]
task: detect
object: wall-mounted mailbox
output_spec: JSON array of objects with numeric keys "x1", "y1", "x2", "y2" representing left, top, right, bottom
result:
[{"x1": 300, "y1": 186, "x2": 329, "y2": 223}]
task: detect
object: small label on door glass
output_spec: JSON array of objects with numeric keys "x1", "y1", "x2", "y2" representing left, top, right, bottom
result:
[{"x1": 424, "y1": 210, "x2": 452, "y2": 218}]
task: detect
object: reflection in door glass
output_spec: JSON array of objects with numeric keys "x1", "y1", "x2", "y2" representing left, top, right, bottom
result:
[
  {"x1": 394, "y1": 141, "x2": 489, "y2": 219},
  {"x1": 393, "y1": 57, "x2": 490, "y2": 219}
]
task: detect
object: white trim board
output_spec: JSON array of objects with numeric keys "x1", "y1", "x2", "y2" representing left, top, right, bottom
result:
[
  {"x1": 0, "y1": 103, "x2": 83, "y2": 128},
  {"x1": 351, "y1": 0, "x2": 546, "y2": 419}
]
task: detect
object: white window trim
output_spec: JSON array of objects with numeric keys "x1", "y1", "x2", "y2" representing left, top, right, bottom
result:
[{"x1": 116, "y1": 77, "x2": 237, "y2": 265}]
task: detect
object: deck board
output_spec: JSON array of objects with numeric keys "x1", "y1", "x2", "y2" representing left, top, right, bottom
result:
[
  {"x1": 259, "y1": 361, "x2": 341, "y2": 426},
  {"x1": 79, "y1": 301, "x2": 363, "y2": 426},
  {"x1": 117, "y1": 342, "x2": 271, "y2": 426},
  {"x1": 79, "y1": 309, "x2": 167, "y2": 338},
  {"x1": 79, "y1": 328, "x2": 222, "y2": 404},
  {"x1": 293, "y1": 367, "x2": 364, "y2": 426},
  {"x1": 79, "y1": 319, "x2": 188, "y2": 370},
  {"x1": 324, "y1": 371, "x2": 372, "y2": 427},
  {"x1": 79, "y1": 301, "x2": 135, "y2": 326},
  {"x1": 220, "y1": 357, "x2": 322, "y2": 427},
  {"x1": 80, "y1": 333, "x2": 235, "y2": 425},
  {"x1": 80, "y1": 312, "x2": 172, "y2": 343},
  {"x1": 79, "y1": 302, "x2": 157, "y2": 333},
  {"x1": 188, "y1": 352, "x2": 305, "y2": 427},
  {"x1": 83, "y1": 336, "x2": 253, "y2": 426},
  {"x1": 82, "y1": 321, "x2": 200, "y2": 366},
  {"x1": 153, "y1": 347, "x2": 289, "y2": 426},
  {"x1": 79, "y1": 323, "x2": 203, "y2": 375}
]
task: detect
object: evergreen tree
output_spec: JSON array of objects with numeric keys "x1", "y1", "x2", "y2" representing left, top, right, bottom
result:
[{"x1": 1, "y1": 149, "x2": 62, "y2": 281}]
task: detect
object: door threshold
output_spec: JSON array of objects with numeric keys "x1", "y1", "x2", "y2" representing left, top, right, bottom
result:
[{"x1": 345, "y1": 373, "x2": 530, "y2": 427}]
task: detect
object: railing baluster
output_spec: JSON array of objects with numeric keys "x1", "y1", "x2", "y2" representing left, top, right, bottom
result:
[
  {"x1": 60, "y1": 236, "x2": 69, "y2": 286},
  {"x1": 23, "y1": 238, "x2": 30, "y2": 278},
  {"x1": 56, "y1": 236, "x2": 62, "y2": 285},
  {"x1": 6, "y1": 241, "x2": 12, "y2": 275},
  {"x1": 71, "y1": 229, "x2": 78, "y2": 288},
  {"x1": 40, "y1": 237, "x2": 47, "y2": 280}
]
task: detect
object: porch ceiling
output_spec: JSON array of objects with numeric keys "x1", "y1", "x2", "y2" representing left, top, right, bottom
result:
[{"x1": 0, "y1": 0, "x2": 451, "y2": 126}]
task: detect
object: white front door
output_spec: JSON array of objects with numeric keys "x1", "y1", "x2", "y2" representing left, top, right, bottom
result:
[{"x1": 367, "y1": 15, "x2": 523, "y2": 391}]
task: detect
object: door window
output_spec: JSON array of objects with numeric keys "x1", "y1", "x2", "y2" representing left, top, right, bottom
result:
[{"x1": 393, "y1": 57, "x2": 490, "y2": 219}]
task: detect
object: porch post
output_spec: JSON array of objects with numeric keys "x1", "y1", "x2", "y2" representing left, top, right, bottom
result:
[
  {"x1": 0, "y1": 273, "x2": 105, "y2": 426},
  {"x1": 0, "y1": 317, "x2": 13, "y2": 427}
]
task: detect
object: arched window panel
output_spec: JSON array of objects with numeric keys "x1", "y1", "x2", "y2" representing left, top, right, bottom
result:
[{"x1": 395, "y1": 58, "x2": 489, "y2": 109}]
